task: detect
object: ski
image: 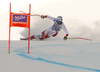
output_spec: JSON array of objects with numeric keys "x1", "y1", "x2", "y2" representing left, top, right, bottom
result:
[
  {"x1": 20, "y1": 38, "x2": 28, "y2": 40},
  {"x1": 20, "y1": 35, "x2": 36, "y2": 40}
]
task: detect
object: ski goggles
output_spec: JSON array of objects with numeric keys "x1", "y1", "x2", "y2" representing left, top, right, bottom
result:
[{"x1": 56, "y1": 20, "x2": 62, "y2": 24}]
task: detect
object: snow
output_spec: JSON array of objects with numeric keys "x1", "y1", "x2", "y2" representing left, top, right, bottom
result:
[{"x1": 0, "y1": 40, "x2": 100, "y2": 72}]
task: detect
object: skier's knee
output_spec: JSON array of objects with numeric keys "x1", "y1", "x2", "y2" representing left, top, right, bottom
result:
[{"x1": 52, "y1": 32, "x2": 58, "y2": 37}]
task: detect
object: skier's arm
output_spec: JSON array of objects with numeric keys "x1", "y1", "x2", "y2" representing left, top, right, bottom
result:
[
  {"x1": 62, "y1": 24, "x2": 69, "y2": 40},
  {"x1": 41, "y1": 15, "x2": 55, "y2": 21},
  {"x1": 46, "y1": 15, "x2": 55, "y2": 21}
]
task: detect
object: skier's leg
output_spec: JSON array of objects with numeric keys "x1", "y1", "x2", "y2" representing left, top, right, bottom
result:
[
  {"x1": 52, "y1": 31, "x2": 58, "y2": 37},
  {"x1": 20, "y1": 27, "x2": 58, "y2": 40},
  {"x1": 36, "y1": 28, "x2": 51, "y2": 40},
  {"x1": 38, "y1": 27, "x2": 58, "y2": 40},
  {"x1": 30, "y1": 35, "x2": 35, "y2": 40},
  {"x1": 48, "y1": 30, "x2": 58, "y2": 37},
  {"x1": 37, "y1": 31, "x2": 49, "y2": 40},
  {"x1": 39, "y1": 30, "x2": 57, "y2": 40},
  {"x1": 20, "y1": 35, "x2": 35, "y2": 40}
]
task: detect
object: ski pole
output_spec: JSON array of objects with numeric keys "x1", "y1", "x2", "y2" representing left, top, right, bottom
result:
[
  {"x1": 19, "y1": 10, "x2": 41, "y2": 16},
  {"x1": 68, "y1": 37, "x2": 92, "y2": 41}
]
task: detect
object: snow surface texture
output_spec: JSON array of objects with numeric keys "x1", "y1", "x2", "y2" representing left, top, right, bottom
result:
[{"x1": 0, "y1": 40, "x2": 100, "y2": 72}]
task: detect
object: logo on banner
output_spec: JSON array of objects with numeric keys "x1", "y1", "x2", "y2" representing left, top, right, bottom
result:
[{"x1": 13, "y1": 15, "x2": 27, "y2": 22}]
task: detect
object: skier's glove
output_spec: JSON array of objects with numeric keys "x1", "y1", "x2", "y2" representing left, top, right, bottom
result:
[
  {"x1": 41, "y1": 15, "x2": 47, "y2": 19},
  {"x1": 63, "y1": 36, "x2": 68, "y2": 40}
]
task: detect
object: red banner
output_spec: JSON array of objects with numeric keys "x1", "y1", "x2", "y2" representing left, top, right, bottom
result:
[{"x1": 10, "y1": 13, "x2": 30, "y2": 28}]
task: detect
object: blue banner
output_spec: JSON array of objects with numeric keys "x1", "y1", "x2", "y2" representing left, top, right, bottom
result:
[{"x1": 13, "y1": 15, "x2": 27, "y2": 22}]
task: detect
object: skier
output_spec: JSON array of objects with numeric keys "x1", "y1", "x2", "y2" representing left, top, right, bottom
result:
[{"x1": 20, "y1": 15, "x2": 69, "y2": 40}]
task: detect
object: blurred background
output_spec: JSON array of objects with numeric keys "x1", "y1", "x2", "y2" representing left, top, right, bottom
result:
[{"x1": 0, "y1": 0, "x2": 100, "y2": 40}]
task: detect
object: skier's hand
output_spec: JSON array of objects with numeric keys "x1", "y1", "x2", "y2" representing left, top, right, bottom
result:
[
  {"x1": 63, "y1": 36, "x2": 68, "y2": 40},
  {"x1": 41, "y1": 15, "x2": 46, "y2": 19}
]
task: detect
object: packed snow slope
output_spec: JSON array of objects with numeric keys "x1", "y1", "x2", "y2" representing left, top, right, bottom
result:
[{"x1": 0, "y1": 39, "x2": 100, "y2": 72}]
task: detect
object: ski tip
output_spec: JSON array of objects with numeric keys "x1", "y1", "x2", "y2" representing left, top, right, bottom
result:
[
  {"x1": 20, "y1": 38, "x2": 24, "y2": 40},
  {"x1": 20, "y1": 38, "x2": 28, "y2": 40},
  {"x1": 20, "y1": 38, "x2": 22, "y2": 40}
]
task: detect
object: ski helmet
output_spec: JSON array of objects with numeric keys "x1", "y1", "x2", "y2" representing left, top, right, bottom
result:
[{"x1": 56, "y1": 16, "x2": 63, "y2": 24}]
